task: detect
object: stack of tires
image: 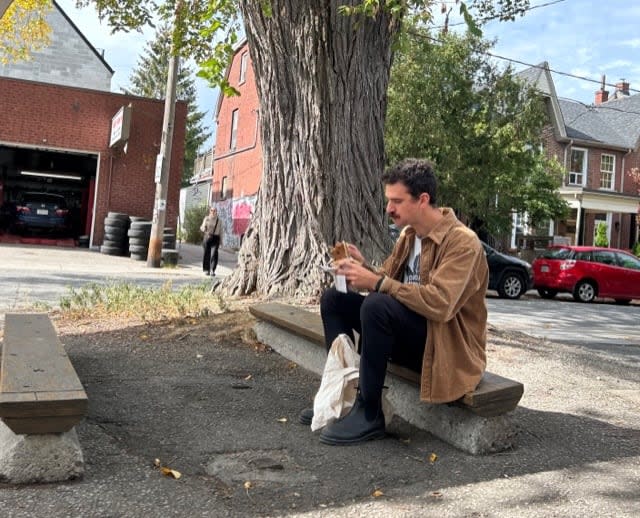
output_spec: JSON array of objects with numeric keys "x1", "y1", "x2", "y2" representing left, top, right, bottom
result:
[
  {"x1": 100, "y1": 212, "x2": 130, "y2": 256},
  {"x1": 162, "y1": 227, "x2": 179, "y2": 266},
  {"x1": 128, "y1": 218, "x2": 152, "y2": 261}
]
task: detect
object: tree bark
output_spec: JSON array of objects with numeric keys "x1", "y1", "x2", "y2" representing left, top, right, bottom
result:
[{"x1": 223, "y1": 1, "x2": 397, "y2": 298}]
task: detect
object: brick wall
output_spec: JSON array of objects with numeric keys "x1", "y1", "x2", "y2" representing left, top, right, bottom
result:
[
  {"x1": 0, "y1": 77, "x2": 186, "y2": 244},
  {"x1": 211, "y1": 41, "x2": 263, "y2": 242}
]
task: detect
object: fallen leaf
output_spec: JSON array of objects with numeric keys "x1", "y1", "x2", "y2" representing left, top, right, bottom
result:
[
  {"x1": 244, "y1": 481, "x2": 252, "y2": 490},
  {"x1": 429, "y1": 453, "x2": 438, "y2": 463},
  {"x1": 153, "y1": 458, "x2": 161, "y2": 467},
  {"x1": 276, "y1": 417, "x2": 288, "y2": 423},
  {"x1": 196, "y1": 354, "x2": 203, "y2": 359},
  {"x1": 287, "y1": 361, "x2": 298, "y2": 369},
  {"x1": 431, "y1": 491, "x2": 443, "y2": 498},
  {"x1": 244, "y1": 374, "x2": 252, "y2": 380},
  {"x1": 371, "y1": 489, "x2": 384, "y2": 498},
  {"x1": 140, "y1": 334, "x2": 149, "y2": 340},
  {"x1": 160, "y1": 467, "x2": 182, "y2": 479}
]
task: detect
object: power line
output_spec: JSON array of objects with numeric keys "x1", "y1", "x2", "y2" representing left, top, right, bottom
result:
[
  {"x1": 434, "y1": 0, "x2": 569, "y2": 29},
  {"x1": 406, "y1": 30, "x2": 640, "y2": 98}
]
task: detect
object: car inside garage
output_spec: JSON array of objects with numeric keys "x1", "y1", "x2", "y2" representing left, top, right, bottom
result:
[{"x1": 0, "y1": 144, "x2": 97, "y2": 246}]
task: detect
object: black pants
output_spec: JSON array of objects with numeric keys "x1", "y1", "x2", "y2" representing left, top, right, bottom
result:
[
  {"x1": 202, "y1": 235, "x2": 220, "y2": 273},
  {"x1": 320, "y1": 287, "x2": 427, "y2": 410}
]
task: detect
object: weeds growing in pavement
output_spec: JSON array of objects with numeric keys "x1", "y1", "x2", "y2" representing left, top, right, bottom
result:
[{"x1": 59, "y1": 281, "x2": 228, "y2": 320}]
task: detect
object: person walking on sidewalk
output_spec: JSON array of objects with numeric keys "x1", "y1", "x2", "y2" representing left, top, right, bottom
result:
[
  {"x1": 303, "y1": 158, "x2": 489, "y2": 445},
  {"x1": 200, "y1": 207, "x2": 223, "y2": 276}
]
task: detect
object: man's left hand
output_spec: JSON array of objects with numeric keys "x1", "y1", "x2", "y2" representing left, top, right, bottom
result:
[{"x1": 336, "y1": 259, "x2": 381, "y2": 292}]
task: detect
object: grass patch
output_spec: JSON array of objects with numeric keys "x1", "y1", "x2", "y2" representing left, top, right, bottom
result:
[{"x1": 59, "y1": 281, "x2": 228, "y2": 321}]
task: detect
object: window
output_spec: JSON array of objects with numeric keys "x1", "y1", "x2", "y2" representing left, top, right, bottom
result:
[
  {"x1": 592, "y1": 250, "x2": 616, "y2": 266},
  {"x1": 600, "y1": 154, "x2": 615, "y2": 189},
  {"x1": 230, "y1": 109, "x2": 238, "y2": 150},
  {"x1": 239, "y1": 52, "x2": 248, "y2": 84},
  {"x1": 616, "y1": 252, "x2": 640, "y2": 270},
  {"x1": 220, "y1": 176, "x2": 228, "y2": 199},
  {"x1": 569, "y1": 148, "x2": 587, "y2": 186}
]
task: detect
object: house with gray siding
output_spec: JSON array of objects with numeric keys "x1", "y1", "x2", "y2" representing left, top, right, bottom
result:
[{"x1": 0, "y1": 1, "x2": 113, "y2": 91}]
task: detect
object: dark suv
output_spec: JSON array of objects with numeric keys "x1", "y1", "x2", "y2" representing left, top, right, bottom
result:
[
  {"x1": 482, "y1": 242, "x2": 533, "y2": 299},
  {"x1": 11, "y1": 192, "x2": 71, "y2": 236}
]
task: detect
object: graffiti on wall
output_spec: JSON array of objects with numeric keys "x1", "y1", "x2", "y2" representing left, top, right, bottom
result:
[{"x1": 213, "y1": 194, "x2": 256, "y2": 249}]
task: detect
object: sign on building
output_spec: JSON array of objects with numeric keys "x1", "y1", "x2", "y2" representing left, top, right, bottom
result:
[{"x1": 109, "y1": 105, "x2": 132, "y2": 147}]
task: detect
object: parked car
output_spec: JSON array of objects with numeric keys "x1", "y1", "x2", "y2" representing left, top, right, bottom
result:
[
  {"x1": 11, "y1": 192, "x2": 71, "y2": 236},
  {"x1": 532, "y1": 245, "x2": 640, "y2": 304},
  {"x1": 482, "y1": 242, "x2": 533, "y2": 299}
]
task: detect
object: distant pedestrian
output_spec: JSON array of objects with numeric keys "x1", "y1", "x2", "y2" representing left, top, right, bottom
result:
[{"x1": 200, "y1": 207, "x2": 222, "y2": 276}]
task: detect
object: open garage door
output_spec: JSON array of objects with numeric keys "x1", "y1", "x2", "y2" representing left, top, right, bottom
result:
[{"x1": 0, "y1": 144, "x2": 98, "y2": 247}]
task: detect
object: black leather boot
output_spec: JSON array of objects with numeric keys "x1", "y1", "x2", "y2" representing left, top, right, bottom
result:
[
  {"x1": 298, "y1": 407, "x2": 314, "y2": 425},
  {"x1": 319, "y1": 396, "x2": 385, "y2": 445}
]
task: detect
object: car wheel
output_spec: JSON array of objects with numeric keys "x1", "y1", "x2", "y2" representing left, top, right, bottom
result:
[
  {"x1": 573, "y1": 280, "x2": 597, "y2": 303},
  {"x1": 537, "y1": 288, "x2": 558, "y2": 299},
  {"x1": 614, "y1": 299, "x2": 631, "y2": 305},
  {"x1": 497, "y1": 272, "x2": 525, "y2": 299}
]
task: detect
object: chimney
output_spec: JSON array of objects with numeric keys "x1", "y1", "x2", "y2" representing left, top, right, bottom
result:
[
  {"x1": 595, "y1": 74, "x2": 609, "y2": 104},
  {"x1": 615, "y1": 79, "x2": 630, "y2": 96}
]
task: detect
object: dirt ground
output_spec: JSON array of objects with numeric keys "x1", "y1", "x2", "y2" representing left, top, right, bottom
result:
[{"x1": 0, "y1": 302, "x2": 639, "y2": 517}]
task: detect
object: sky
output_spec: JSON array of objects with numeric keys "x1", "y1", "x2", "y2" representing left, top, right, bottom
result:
[
  {"x1": 56, "y1": 0, "x2": 640, "y2": 150},
  {"x1": 56, "y1": 0, "x2": 219, "y2": 150}
]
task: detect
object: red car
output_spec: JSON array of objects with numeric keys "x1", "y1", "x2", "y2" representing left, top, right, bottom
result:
[{"x1": 532, "y1": 245, "x2": 640, "y2": 304}]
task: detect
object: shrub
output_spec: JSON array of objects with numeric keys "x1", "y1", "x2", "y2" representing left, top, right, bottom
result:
[
  {"x1": 183, "y1": 203, "x2": 209, "y2": 244},
  {"x1": 594, "y1": 222, "x2": 609, "y2": 247},
  {"x1": 633, "y1": 241, "x2": 640, "y2": 257}
]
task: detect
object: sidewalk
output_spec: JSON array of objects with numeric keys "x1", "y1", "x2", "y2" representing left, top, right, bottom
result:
[{"x1": 0, "y1": 242, "x2": 238, "y2": 310}]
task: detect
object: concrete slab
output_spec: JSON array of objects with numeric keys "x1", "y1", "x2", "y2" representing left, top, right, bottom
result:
[
  {"x1": 255, "y1": 321, "x2": 519, "y2": 455},
  {"x1": 0, "y1": 421, "x2": 84, "y2": 484}
]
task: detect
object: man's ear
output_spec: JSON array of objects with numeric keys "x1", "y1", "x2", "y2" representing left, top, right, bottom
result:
[{"x1": 420, "y1": 192, "x2": 430, "y2": 206}]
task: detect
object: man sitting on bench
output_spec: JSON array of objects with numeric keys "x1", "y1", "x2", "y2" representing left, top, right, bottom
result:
[{"x1": 304, "y1": 158, "x2": 489, "y2": 445}]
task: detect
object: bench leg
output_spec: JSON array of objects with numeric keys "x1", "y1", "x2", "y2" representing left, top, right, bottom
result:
[{"x1": 0, "y1": 420, "x2": 84, "y2": 484}]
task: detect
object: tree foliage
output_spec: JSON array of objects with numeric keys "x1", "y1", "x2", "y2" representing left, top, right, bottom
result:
[
  {"x1": 74, "y1": 0, "x2": 242, "y2": 96},
  {"x1": 594, "y1": 221, "x2": 609, "y2": 247},
  {"x1": 385, "y1": 23, "x2": 567, "y2": 237},
  {"x1": 124, "y1": 24, "x2": 210, "y2": 186},
  {"x1": 0, "y1": 0, "x2": 51, "y2": 64}
]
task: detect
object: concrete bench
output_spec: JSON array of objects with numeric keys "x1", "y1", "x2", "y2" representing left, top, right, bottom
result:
[
  {"x1": 250, "y1": 302, "x2": 524, "y2": 455},
  {"x1": 0, "y1": 313, "x2": 87, "y2": 483}
]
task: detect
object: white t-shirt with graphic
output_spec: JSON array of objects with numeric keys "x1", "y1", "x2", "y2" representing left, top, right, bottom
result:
[{"x1": 403, "y1": 236, "x2": 422, "y2": 284}]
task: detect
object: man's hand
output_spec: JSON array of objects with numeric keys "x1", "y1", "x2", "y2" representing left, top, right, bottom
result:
[
  {"x1": 345, "y1": 243, "x2": 365, "y2": 264},
  {"x1": 336, "y1": 259, "x2": 381, "y2": 292}
]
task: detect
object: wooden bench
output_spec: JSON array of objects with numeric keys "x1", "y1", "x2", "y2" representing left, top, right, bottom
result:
[
  {"x1": 249, "y1": 302, "x2": 523, "y2": 417},
  {"x1": 0, "y1": 313, "x2": 88, "y2": 435}
]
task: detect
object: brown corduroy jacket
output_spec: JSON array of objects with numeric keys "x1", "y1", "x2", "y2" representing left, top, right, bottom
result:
[{"x1": 377, "y1": 208, "x2": 488, "y2": 403}]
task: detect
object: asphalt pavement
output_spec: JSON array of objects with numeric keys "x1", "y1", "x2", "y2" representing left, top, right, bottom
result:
[{"x1": 0, "y1": 241, "x2": 638, "y2": 516}]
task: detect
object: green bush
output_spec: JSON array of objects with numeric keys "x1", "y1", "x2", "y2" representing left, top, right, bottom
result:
[
  {"x1": 633, "y1": 241, "x2": 640, "y2": 257},
  {"x1": 594, "y1": 222, "x2": 609, "y2": 247},
  {"x1": 183, "y1": 203, "x2": 209, "y2": 244}
]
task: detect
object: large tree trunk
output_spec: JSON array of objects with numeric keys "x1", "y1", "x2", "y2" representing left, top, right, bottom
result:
[{"x1": 223, "y1": 1, "x2": 398, "y2": 298}]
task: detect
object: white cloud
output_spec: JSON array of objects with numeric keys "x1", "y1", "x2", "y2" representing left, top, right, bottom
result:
[{"x1": 621, "y1": 38, "x2": 640, "y2": 48}]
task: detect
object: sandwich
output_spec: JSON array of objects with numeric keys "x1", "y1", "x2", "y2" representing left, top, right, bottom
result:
[{"x1": 330, "y1": 241, "x2": 350, "y2": 263}]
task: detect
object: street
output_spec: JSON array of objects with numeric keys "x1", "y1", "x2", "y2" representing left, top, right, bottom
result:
[{"x1": 487, "y1": 294, "x2": 640, "y2": 352}]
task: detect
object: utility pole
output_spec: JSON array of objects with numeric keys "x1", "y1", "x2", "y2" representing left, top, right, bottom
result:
[{"x1": 147, "y1": 48, "x2": 179, "y2": 267}]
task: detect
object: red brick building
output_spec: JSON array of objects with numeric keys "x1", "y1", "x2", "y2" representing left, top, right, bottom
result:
[
  {"x1": 519, "y1": 63, "x2": 640, "y2": 249},
  {"x1": 210, "y1": 40, "x2": 262, "y2": 248},
  {"x1": 0, "y1": 76, "x2": 186, "y2": 247}
]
